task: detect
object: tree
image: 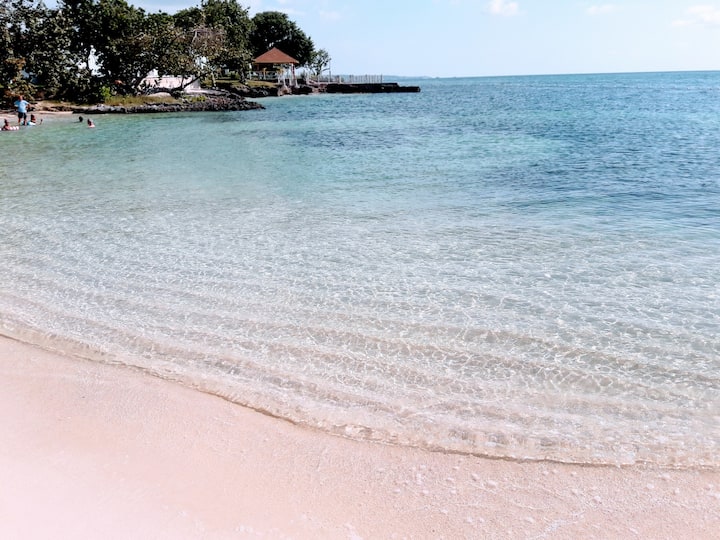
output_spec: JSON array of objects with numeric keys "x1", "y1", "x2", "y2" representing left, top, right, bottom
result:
[
  {"x1": 1, "y1": 1, "x2": 19, "y2": 92},
  {"x1": 58, "y1": 0, "x2": 181, "y2": 96},
  {"x1": 88, "y1": 0, "x2": 155, "y2": 94},
  {"x1": 249, "y1": 11, "x2": 314, "y2": 66},
  {"x1": 168, "y1": 0, "x2": 253, "y2": 89},
  {"x1": 1, "y1": 0, "x2": 321, "y2": 102},
  {"x1": 0, "y1": 2, "x2": 11, "y2": 67},
  {"x1": 201, "y1": 0, "x2": 252, "y2": 75},
  {"x1": 1, "y1": 0, "x2": 47, "y2": 97},
  {"x1": 162, "y1": 20, "x2": 226, "y2": 91},
  {"x1": 23, "y1": 6, "x2": 84, "y2": 98},
  {"x1": 58, "y1": 0, "x2": 98, "y2": 72},
  {"x1": 309, "y1": 48, "x2": 330, "y2": 78}
]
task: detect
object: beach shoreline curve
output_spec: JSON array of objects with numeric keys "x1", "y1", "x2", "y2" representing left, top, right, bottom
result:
[{"x1": 2, "y1": 334, "x2": 719, "y2": 538}]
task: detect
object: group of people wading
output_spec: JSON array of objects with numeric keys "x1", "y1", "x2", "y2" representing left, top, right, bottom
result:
[
  {"x1": 2, "y1": 95, "x2": 41, "y2": 130},
  {"x1": 3, "y1": 95, "x2": 95, "y2": 131}
]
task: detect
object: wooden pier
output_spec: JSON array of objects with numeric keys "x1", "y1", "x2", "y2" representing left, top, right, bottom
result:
[{"x1": 323, "y1": 82, "x2": 420, "y2": 94}]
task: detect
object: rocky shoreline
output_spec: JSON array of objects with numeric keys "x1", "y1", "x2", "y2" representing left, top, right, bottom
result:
[
  {"x1": 70, "y1": 93, "x2": 264, "y2": 115},
  {"x1": 18, "y1": 82, "x2": 420, "y2": 117}
]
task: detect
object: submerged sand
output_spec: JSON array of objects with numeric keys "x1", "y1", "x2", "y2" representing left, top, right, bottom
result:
[{"x1": 1, "y1": 335, "x2": 718, "y2": 539}]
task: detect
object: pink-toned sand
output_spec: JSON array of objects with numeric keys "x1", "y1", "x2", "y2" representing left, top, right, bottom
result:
[{"x1": 1, "y1": 335, "x2": 718, "y2": 539}]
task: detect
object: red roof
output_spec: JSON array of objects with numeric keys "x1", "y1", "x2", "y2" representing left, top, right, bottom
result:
[{"x1": 253, "y1": 47, "x2": 299, "y2": 65}]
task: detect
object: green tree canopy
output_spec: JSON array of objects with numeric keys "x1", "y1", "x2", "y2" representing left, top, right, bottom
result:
[
  {"x1": 25, "y1": 6, "x2": 82, "y2": 98},
  {"x1": 249, "y1": 11, "x2": 314, "y2": 66},
  {"x1": 90, "y1": 0, "x2": 157, "y2": 93},
  {"x1": 1, "y1": 0, "x2": 48, "y2": 95},
  {"x1": 169, "y1": 0, "x2": 253, "y2": 88},
  {"x1": 309, "y1": 48, "x2": 331, "y2": 77},
  {"x1": 2, "y1": 0, "x2": 323, "y2": 102}
]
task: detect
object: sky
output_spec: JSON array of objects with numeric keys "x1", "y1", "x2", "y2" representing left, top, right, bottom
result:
[{"x1": 127, "y1": 0, "x2": 720, "y2": 77}]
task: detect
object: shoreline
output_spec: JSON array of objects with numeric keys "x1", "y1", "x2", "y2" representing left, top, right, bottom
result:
[
  {"x1": 1, "y1": 92, "x2": 263, "y2": 120},
  {"x1": 2, "y1": 335, "x2": 719, "y2": 538}
]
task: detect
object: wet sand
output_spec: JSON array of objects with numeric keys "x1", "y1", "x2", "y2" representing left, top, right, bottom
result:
[{"x1": 1, "y1": 335, "x2": 718, "y2": 539}]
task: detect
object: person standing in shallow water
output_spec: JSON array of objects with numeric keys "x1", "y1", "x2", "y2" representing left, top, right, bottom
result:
[{"x1": 14, "y1": 95, "x2": 29, "y2": 125}]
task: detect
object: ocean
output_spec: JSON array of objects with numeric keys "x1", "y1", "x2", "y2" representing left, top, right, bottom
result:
[{"x1": 2, "y1": 72, "x2": 718, "y2": 468}]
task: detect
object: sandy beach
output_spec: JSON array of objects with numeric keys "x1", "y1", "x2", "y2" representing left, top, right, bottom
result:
[{"x1": 1, "y1": 335, "x2": 718, "y2": 539}]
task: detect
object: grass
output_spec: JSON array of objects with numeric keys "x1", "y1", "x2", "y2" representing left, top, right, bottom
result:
[
  {"x1": 102, "y1": 94, "x2": 182, "y2": 106},
  {"x1": 246, "y1": 80, "x2": 277, "y2": 89},
  {"x1": 214, "y1": 78, "x2": 276, "y2": 90}
]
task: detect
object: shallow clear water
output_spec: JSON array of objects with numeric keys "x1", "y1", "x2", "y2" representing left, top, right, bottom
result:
[{"x1": 2, "y1": 72, "x2": 719, "y2": 467}]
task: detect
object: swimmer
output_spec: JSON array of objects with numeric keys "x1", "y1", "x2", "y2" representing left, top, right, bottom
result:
[
  {"x1": 2, "y1": 119, "x2": 19, "y2": 131},
  {"x1": 87, "y1": 118, "x2": 95, "y2": 128}
]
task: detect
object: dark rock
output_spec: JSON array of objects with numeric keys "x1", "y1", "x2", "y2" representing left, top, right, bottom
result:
[
  {"x1": 216, "y1": 82, "x2": 276, "y2": 98},
  {"x1": 291, "y1": 85, "x2": 314, "y2": 95},
  {"x1": 324, "y1": 83, "x2": 420, "y2": 94},
  {"x1": 72, "y1": 94, "x2": 264, "y2": 115}
]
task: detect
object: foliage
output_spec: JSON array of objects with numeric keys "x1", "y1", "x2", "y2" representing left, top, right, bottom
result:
[
  {"x1": 90, "y1": 0, "x2": 153, "y2": 93},
  {"x1": 309, "y1": 48, "x2": 331, "y2": 77},
  {"x1": 201, "y1": 0, "x2": 252, "y2": 74},
  {"x1": 1, "y1": 0, "x2": 39, "y2": 97},
  {"x1": 102, "y1": 93, "x2": 180, "y2": 106},
  {"x1": 170, "y1": 0, "x2": 253, "y2": 88},
  {"x1": 1, "y1": 0, "x2": 324, "y2": 103},
  {"x1": 249, "y1": 11, "x2": 314, "y2": 66}
]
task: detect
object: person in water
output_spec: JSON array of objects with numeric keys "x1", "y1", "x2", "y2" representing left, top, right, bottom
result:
[
  {"x1": 87, "y1": 118, "x2": 95, "y2": 128},
  {"x1": 2, "y1": 119, "x2": 19, "y2": 131},
  {"x1": 26, "y1": 114, "x2": 41, "y2": 126}
]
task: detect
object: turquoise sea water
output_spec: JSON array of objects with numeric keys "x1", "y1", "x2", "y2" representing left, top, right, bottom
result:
[{"x1": 2, "y1": 72, "x2": 719, "y2": 468}]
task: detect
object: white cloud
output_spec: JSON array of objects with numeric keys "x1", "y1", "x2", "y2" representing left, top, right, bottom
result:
[
  {"x1": 673, "y1": 4, "x2": 720, "y2": 26},
  {"x1": 488, "y1": 0, "x2": 520, "y2": 17},
  {"x1": 586, "y1": 4, "x2": 617, "y2": 16}
]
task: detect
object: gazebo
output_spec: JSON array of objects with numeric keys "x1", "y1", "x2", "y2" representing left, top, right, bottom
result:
[{"x1": 252, "y1": 47, "x2": 299, "y2": 85}]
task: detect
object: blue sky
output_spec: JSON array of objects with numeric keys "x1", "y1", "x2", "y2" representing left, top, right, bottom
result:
[{"x1": 129, "y1": 0, "x2": 720, "y2": 77}]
